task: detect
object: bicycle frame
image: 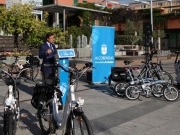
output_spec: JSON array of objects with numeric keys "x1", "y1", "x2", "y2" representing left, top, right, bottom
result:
[{"x1": 2, "y1": 67, "x2": 31, "y2": 115}]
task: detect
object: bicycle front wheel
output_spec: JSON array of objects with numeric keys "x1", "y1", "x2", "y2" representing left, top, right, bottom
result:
[
  {"x1": 3, "y1": 109, "x2": 17, "y2": 135},
  {"x1": 114, "y1": 82, "x2": 128, "y2": 96},
  {"x1": 65, "y1": 111, "x2": 94, "y2": 135},
  {"x1": 163, "y1": 85, "x2": 179, "y2": 101},
  {"x1": 38, "y1": 102, "x2": 56, "y2": 134},
  {"x1": 125, "y1": 85, "x2": 140, "y2": 100}
]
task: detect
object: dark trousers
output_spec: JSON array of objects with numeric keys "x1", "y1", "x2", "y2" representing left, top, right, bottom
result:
[{"x1": 42, "y1": 73, "x2": 55, "y2": 85}]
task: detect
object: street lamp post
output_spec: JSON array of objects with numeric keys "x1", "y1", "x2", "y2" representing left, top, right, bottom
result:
[{"x1": 150, "y1": 0, "x2": 153, "y2": 38}]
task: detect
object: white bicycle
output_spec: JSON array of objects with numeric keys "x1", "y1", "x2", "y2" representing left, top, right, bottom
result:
[{"x1": 32, "y1": 62, "x2": 94, "y2": 135}]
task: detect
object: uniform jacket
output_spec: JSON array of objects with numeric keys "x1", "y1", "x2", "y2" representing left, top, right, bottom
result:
[{"x1": 39, "y1": 42, "x2": 57, "y2": 74}]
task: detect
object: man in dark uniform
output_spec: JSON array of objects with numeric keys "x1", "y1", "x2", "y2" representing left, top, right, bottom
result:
[{"x1": 39, "y1": 32, "x2": 57, "y2": 81}]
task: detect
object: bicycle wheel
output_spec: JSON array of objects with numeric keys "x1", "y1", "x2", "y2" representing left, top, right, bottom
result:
[
  {"x1": 152, "y1": 70, "x2": 174, "y2": 85},
  {"x1": 65, "y1": 111, "x2": 94, "y2": 135},
  {"x1": 114, "y1": 82, "x2": 128, "y2": 96},
  {"x1": 32, "y1": 67, "x2": 42, "y2": 83},
  {"x1": 163, "y1": 85, "x2": 179, "y2": 101},
  {"x1": 125, "y1": 85, "x2": 140, "y2": 100},
  {"x1": 151, "y1": 84, "x2": 163, "y2": 98},
  {"x1": 1, "y1": 65, "x2": 12, "y2": 81},
  {"x1": 3, "y1": 109, "x2": 17, "y2": 135},
  {"x1": 38, "y1": 102, "x2": 56, "y2": 134}
]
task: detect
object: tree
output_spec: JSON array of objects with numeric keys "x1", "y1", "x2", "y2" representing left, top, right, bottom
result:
[
  {"x1": 109, "y1": 7, "x2": 142, "y2": 25},
  {"x1": 118, "y1": 20, "x2": 143, "y2": 47},
  {"x1": 0, "y1": 3, "x2": 47, "y2": 48},
  {"x1": 153, "y1": 29, "x2": 166, "y2": 50}
]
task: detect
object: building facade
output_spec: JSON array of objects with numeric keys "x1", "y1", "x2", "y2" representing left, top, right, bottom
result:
[{"x1": 126, "y1": 0, "x2": 180, "y2": 50}]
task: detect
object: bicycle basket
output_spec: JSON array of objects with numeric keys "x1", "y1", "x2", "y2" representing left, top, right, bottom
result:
[
  {"x1": 111, "y1": 67, "x2": 128, "y2": 81},
  {"x1": 26, "y1": 56, "x2": 40, "y2": 67},
  {"x1": 31, "y1": 83, "x2": 47, "y2": 109},
  {"x1": 4, "y1": 77, "x2": 14, "y2": 85}
]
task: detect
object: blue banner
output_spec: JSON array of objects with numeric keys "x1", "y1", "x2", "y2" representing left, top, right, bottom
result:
[{"x1": 92, "y1": 26, "x2": 115, "y2": 83}]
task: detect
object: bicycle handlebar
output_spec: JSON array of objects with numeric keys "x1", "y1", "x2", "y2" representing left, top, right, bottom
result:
[{"x1": 43, "y1": 62, "x2": 92, "y2": 74}]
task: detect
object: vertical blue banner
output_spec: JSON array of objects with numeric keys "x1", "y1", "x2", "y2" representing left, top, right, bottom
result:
[
  {"x1": 58, "y1": 58, "x2": 69, "y2": 105},
  {"x1": 92, "y1": 26, "x2": 115, "y2": 83}
]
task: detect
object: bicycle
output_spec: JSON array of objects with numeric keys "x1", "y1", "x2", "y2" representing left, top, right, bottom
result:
[
  {"x1": 114, "y1": 59, "x2": 175, "y2": 98},
  {"x1": 138, "y1": 52, "x2": 174, "y2": 85},
  {"x1": 0, "y1": 55, "x2": 34, "y2": 135},
  {"x1": 124, "y1": 67, "x2": 179, "y2": 101},
  {"x1": 32, "y1": 62, "x2": 94, "y2": 135},
  {"x1": 1, "y1": 55, "x2": 42, "y2": 83}
]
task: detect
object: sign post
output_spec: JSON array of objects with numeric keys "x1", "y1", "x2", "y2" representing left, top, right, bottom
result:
[
  {"x1": 92, "y1": 26, "x2": 115, "y2": 83},
  {"x1": 57, "y1": 49, "x2": 75, "y2": 105}
]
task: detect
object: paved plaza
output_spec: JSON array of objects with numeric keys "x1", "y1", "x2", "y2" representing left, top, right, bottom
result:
[{"x1": 0, "y1": 58, "x2": 180, "y2": 135}]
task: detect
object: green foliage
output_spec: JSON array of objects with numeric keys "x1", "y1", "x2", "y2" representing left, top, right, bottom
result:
[
  {"x1": 81, "y1": 26, "x2": 92, "y2": 41},
  {"x1": 78, "y1": 3, "x2": 101, "y2": 10},
  {"x1": 0, "y1": 3, "x2": 47, "y2": 48},
  {"x1": 120, "y1": 20, "x2": 143, "y2": 45},
  {"x1": 109, "y1": 8, "x2": 142, "y2": 25},
  {"x1": 124, "y1": 20, "x2": 135, "y2": 35},
  {"x1": 51, "y1": 27, "x2": 69, "y2": 49},
  {"x1": 153, "y1": 29, "x2": 166, "y2": 40}
]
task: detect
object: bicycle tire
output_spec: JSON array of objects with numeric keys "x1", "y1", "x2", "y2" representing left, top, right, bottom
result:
[
  {"x1": 1, "y1": 65, "x2": 10, "y2": 81},
  {"x1": 65, "y1": 111, "x2": 94, "y2": 135},
  {"x1": 3, "y1": 109, "x2": 17, "y2": 135},
  {"x1": 151, "y1": 84, "x2": 163, "y2": 98},
  {"x1": 38, "y1": 102, "x2": 53, "y2": 134},
  {"x1": 152, "y1": 70, "x2": 174, "y2": 85},
  {"x1": 114, "y1": 82, "x2": 128, "y2": 96},
  {"x1": 125, "y1": 85, "x2": 140, "y2": 100},
  {"x1": 163, "y1": 85, "x2": 179, "y2": 101}
]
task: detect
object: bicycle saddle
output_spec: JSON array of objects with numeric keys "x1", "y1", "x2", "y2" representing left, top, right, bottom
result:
[{"x1": 124, "y1": 60, "x2": 133, "y2": 65}]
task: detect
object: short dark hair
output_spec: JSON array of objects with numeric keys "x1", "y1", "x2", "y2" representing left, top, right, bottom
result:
[{"x1": 46, "y1": 32, "x2": 54, "y2": 40}]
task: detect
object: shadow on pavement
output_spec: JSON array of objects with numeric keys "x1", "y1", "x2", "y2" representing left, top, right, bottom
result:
[
  {"x1": 83, "y1": 83, "x2": 120, "y2": 98},
  {"x1": 19, "y1": 109, "x2": 42, "y2": 135},
  {"x1": 18, "y1": 83, "x2": 34, "y2": 96}
]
